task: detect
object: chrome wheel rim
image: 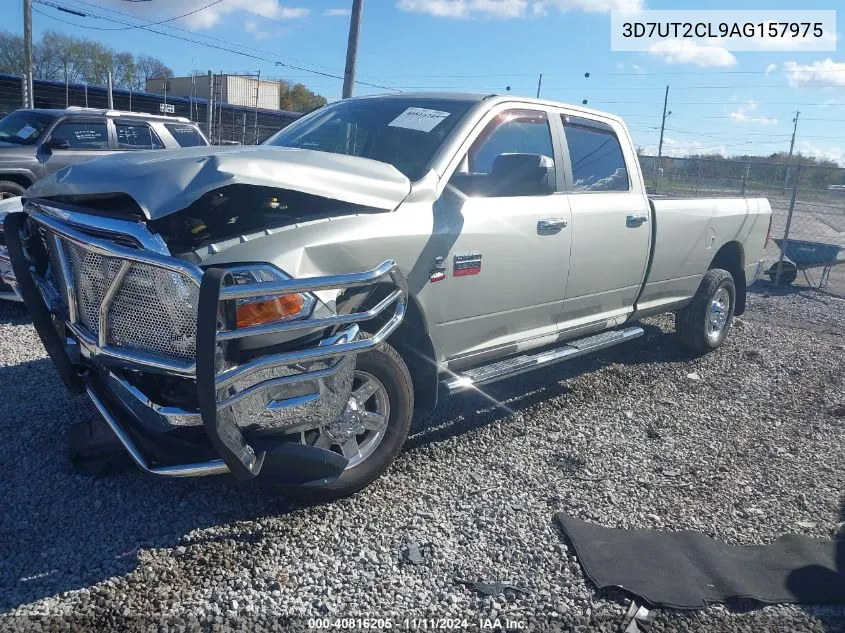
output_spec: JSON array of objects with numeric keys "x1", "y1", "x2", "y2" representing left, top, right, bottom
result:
[
  {"x1": 707, "y1": 287, "x2": 731, "y2": 340},
  {"x1": 300, "y1": 370, "x2": 390, "y2": 470}
]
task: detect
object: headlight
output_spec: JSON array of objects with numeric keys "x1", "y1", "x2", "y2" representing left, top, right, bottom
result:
[{"x1": 226, "y1": 265, "x2": 316, "y2": 328}]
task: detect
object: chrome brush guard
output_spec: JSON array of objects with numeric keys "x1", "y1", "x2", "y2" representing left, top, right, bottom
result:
[{"x1": 4, "y1": 204, "x2": 407, "y2": 481}]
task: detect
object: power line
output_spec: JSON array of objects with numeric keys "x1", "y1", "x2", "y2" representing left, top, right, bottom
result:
[
  {"x1": 35, "y1": 0, "x2": 224, "y2": 30},
  {"x1": 62, "y1": 0, "x2": 378, "y2": 80},
  {"x1": 33, "y1": 2, "x2": 401, "y2": 91},
  {"x1": 589, "y1": 100, "x2": 845, "y2": 107}
]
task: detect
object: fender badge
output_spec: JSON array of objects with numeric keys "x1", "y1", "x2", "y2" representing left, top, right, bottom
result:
[{"x1": 453, "y1": 252, "x2": 482, "y2": 277}]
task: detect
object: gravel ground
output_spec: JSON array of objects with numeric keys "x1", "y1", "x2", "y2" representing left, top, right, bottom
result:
[{"x1": 1, "y1": 282, "x2": 844, "y2": 632}]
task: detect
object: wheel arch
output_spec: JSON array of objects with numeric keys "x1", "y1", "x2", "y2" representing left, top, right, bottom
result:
[
  {"x1": 0, "y1": 173, "x2": 34, "y2": 190},
  {"x1": 349, "y1": 284, "x2": 439, "y2": 411},
  {"x1": 709, "y1": 241, "x2": 746, "y2": 315},
  {"x1": 387, "y1": 293, "x2": 439, "y2": 411}
]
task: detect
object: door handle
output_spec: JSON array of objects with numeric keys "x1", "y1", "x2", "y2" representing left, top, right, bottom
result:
[
  {"x1": 538, "y1": 218, "x2": 568, "y2": 232},
  {"x1": 626, "y1": 214, "x2": 649, "y2": 227}
]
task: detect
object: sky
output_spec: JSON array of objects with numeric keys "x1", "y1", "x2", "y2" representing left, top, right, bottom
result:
[{"x1": 12, "y1": 0, "x2": 845, "y2": 165}]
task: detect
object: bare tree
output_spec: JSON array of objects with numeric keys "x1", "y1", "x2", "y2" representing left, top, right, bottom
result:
[
  {"x1": 135, "y1": 54, "x2": 174, "y2": 91},
  {"x1": 0, "y1": 32, "x2": 25, "y2": 76}
]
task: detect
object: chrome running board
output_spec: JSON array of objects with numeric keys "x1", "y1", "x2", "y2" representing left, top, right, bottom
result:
[{"x1": 442, "y1": 326, "x2": 644, "y2": 395}]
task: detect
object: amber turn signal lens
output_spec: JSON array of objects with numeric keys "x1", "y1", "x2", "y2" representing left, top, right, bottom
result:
[{"x1": 236, "y1": 294, "x2": 306, "y2": 328}]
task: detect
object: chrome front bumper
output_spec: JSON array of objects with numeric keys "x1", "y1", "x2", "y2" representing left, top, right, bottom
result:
[{"x1": 4, "y1": 205, "x2": 408, "y2": 482}]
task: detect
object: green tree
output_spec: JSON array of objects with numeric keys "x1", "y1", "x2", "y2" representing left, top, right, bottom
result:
[
  {"x1": 0, "y1": 29, "x2": 169, "y2": 91},
  {"x1": 280, "y1": 81, "x2": 327, "y2": 112}
]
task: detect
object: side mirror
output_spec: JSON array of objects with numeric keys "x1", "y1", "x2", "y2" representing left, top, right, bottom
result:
[
  {"x1": 46, "y1": 138, "x2": 70, "y2": 151},
  {"x1": 491, "y1": 153, "x2": 555, "y2": 196}
]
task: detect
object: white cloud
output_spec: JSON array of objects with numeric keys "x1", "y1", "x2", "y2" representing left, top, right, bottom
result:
[
  {"x1": 244, "y1": 17, "x2": 270, "y2": 39},
  {"x1": 783, "y1": 58, "x2": 845, "y2": 88},
  {"x1": 639, "y1": 135, "x2": 728, "y2": 156},
  {"x1": 796, "y1": 141, "x2": 845, "y2": 166},
  {"x1": 323, "y1": 8, "x2": 351, "y2": 16},
  {"x1": 95, "y1": 0, "x2": 310, "y2": 31},
  {"x1": 396, "y1": 0, "x2": 643, "y2": 19},
  {"x1": 728, "y1": 100, "x2": 778, "y2": 125},
  {"x1": 647, "y1": 40, "x2": 736, "y2": 68},
  {"x1": 764, "y1": 63, "x2": 777, "y2": 75}
]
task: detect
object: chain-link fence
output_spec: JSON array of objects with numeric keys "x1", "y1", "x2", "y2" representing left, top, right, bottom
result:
[
  {"x1": 641, "y1": 154, "x2": 845, "y2": 297},
  {"x1": 0, "y1": 73, "x2": 300, "y2": 145}
]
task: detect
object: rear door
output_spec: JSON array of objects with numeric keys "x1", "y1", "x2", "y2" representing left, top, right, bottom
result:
[
  {"x1": 555, "y1": 112, "x2": 651, "y2": 330},
  {"x1": 41, "y1": 117, "x2": 112, "y2": 176},
  {"x1": 113, "y1": 119, "x2": 166, "y2": 151}
]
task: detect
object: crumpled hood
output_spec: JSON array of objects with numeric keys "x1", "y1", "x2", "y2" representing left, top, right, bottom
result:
[{"x1": 25, "y1": 145, "x2": 412, "y2": 219}]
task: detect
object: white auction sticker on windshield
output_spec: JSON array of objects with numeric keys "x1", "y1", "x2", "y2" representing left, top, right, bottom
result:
[
  {"x1": 16, "y1": 125, "x2": 36, "y2": 139},
  {"x1": 388, "y1": 108, "x2": 451, "y2": 132}
]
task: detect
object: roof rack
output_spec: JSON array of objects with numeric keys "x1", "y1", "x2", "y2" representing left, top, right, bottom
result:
[{"x1": 63, "y1": 106, "x2": 189, "y2": 123}]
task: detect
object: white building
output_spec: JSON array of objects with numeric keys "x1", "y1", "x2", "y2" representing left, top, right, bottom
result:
[{"x1": 146, "y1": 74, "x2": 282, "y2": 111}]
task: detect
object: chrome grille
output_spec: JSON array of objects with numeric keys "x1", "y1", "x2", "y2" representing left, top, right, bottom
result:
[
  {"x1": 46, "y1": 232, "x2": 199, "y2": 364},
  {"x1": 109, "y1": 264, "x2": 199, "y2": 360},
  {"x1": 64, "y1": 241, "x2": 123, "y2": 337}
]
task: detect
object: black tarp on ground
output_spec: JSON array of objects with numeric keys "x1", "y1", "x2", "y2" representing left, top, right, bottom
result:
[{"x1": 555, "y1": 513, "x2": 845, "y2": 609}]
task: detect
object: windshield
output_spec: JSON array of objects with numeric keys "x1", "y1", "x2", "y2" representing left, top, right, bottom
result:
[
  {"x1": 264, "y1": 97, "x2": 475, "y2": 180},
  {"x1": 0, "y1": 110, "x2": 55, "y2": 146}
]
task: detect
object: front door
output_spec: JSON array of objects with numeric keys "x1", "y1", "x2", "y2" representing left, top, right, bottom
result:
[
  {"x1": 431, "y1": 107, "x2": 572, "y2": 364},
  {"x1": 42, "y1": 118, "x2": 112, "y2": 176}
]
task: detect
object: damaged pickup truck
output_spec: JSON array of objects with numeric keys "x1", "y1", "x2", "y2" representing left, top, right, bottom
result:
[{"x1": 5, "y1": 93, "x2": 772, "y2": 498}]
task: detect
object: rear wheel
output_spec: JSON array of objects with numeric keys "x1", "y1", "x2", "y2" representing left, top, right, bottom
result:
[
  {"x1": 0, "y1": 181, "x2": 26, "y2": 200},
  {"x1": 288, "y1": 339, "x2": 413, "y2": 500},
  {"x1": 767, "y1": 261, "x2": 798, "y2": 285},
  {"x1": 675, "y1": 268, "x2": 736, "y2": 354}
]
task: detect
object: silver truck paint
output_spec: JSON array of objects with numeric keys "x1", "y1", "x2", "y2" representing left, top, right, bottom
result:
[{"x1": 4, "y1": 93, "x2": 771, "y2": 489}]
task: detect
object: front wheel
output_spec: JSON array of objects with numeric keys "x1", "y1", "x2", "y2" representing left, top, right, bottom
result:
[
  {"x1": 675, "y1": 268, "x2": 736, "y2": 354},
  {"x1": 0, "y1": 180, "x2": 26, "y2": 200},
  {"x1": 288, "y1": 339, "x2": 413, "y2": 500}
]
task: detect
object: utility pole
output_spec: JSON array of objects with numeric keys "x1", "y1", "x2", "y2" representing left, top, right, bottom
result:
[
  {"x1": 23, "y1": 0, "x2": 34, "y2": 107},
  {"x1": 653, "y1": 84, "x2": 670, "y2": 190},
  {"x1": 782, "y1": 110, "x2": 800, "y2": 190},
  {"x1": 536, "y1": 73, "x2": 543, "y2": 98},
  {"x1": 342, "y1": 0, "x2": 363, "y2": 99}
]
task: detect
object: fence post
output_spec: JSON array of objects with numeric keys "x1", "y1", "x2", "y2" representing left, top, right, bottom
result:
[
  {"x1": 697, "y1": 161, "x2": 702, "y2": 194},
  {"x1": 106, "y1": 71, "x2": 114, "y2": 110},
  {"x1": 207, "y1": 70, "x2": 214, "y2": 144},
  {"x1": 774, "y1": 163, "x2": 803, "y2": 285},
  {"x1": 741, "y1": 162, "x2": 750, "y2": 196}
]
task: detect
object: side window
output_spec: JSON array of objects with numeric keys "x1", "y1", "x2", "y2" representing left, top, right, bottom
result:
[
  {"x1": 450, "y1": 109, "x2": 555, "y2": 198},
  {"x1": 115, "y1": 121, "x2": 164, "y2": 150},
  {"x1": 50, "y1": 120, "x2": 109, "y2": 150},
  {"x1": 165, "y1": 124, "x2": 208, "y2": 147},
  {"x1": 562, "y1": 116, "x2": 629, "y2": 192}
]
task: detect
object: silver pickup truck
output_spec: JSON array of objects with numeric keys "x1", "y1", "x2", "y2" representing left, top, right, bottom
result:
[{"x1": 4, "y1": 93, "x2": 771, "y2": 498}]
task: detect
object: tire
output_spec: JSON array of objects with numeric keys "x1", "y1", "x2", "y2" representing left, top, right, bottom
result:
[
  {"x1": 0, "y1": 181, "x2": 26, "y2": 200},
  {"x1": 675, "y1": 268, "x2": 736, "y2": 354},
  {"x1": 767, "y1": 261, "x2": 797, "y2": 285},
  {"x1": 288, "y1": 339, "x2": 414, "y2": 501}
]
